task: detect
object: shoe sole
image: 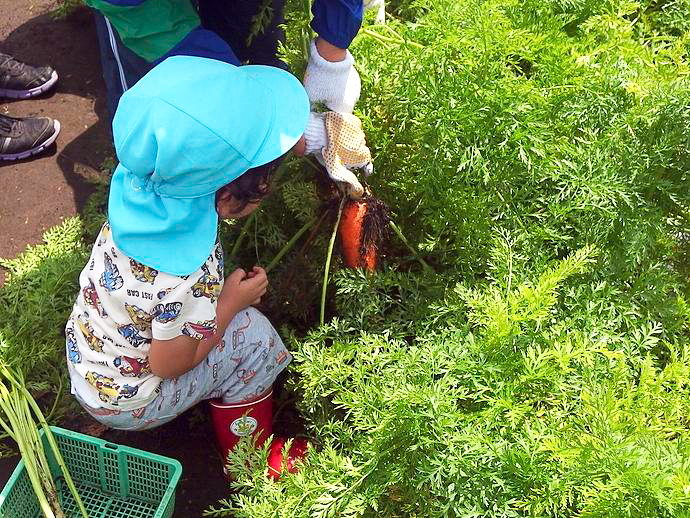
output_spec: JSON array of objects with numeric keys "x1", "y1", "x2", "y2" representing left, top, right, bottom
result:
[
  {"x1": 0, "y1": 119, "x2": 61, "y2": 161},
  {"x1": 0, "y1": 70, "x2": 59, "y2": 99}
]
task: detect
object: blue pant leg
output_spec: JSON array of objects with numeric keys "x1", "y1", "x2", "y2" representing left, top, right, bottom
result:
[{"x1": 92, "y1": 9, "x2": 154, "y2": 123}]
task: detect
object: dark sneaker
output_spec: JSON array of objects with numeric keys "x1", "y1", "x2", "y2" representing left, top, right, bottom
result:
[
  {"x1": 0, "y1": 113, "x2": 60, "y2": 160},
  {"x1": 0, "y1": 53, "x2": 58, "y2": 99}
]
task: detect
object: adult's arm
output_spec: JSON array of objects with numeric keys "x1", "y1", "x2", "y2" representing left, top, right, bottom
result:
[{"x1": 311, "y1": 0, "x2": 364, "y2": 51}]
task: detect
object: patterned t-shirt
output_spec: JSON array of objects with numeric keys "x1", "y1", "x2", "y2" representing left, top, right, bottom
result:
[{"x1": 66, "y1": 221, "x2": 224, "y2": 411}]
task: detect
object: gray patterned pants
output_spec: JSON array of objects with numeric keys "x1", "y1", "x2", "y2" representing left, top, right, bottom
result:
[{"x1": 76, "y1": 307, "x2": 291, "y2": 431}]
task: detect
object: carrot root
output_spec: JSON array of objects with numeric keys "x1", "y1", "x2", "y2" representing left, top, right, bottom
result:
[{"x1": 338, "y1": 197, "x2": 388, "y2": 271}]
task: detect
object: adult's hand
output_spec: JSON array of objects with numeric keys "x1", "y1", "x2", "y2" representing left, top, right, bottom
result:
[
  {"x1": 303, "y1": 38, "x2": 361, "y2": 114},
  {"x1": 302, "y1": 112, "x2": 373, "y2": 199}
]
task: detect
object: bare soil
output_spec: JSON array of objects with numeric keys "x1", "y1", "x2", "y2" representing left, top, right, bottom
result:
[{"x1": 0, "y1": 0, "x2": 110, "y2": 266}]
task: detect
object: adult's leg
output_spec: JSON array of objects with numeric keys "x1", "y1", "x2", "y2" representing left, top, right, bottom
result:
[
  {"x1": 197, "y1": 0, "x2": 287, "y2": 68},
  {"x1": 0, "y1": 114, "x2": 60, "y2": 161},
  {"x1": 92, "y1": 10, "x2": 154, "y2": 122},
  {"x1": 0, "y1": 53, "x2": 58, "y2": 99},
  {"x1": 0, "y1": 54, "x2": 61, "y2": 160}
]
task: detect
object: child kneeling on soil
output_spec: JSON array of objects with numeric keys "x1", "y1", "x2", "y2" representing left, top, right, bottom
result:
[{"x1": 65, "y1": 55, "x2": 310, "y2": 476}]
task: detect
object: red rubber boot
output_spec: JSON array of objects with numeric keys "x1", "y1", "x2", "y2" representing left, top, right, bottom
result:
[
  {"x1": 209, "y1": 390, "x2": 273, "y2": 475},
  {"x1": 209, "y1": 390, "x2": 309, "y2": 479},
  {"x1": 267, "y1": 437, "x2": 309, "y2": 480}
]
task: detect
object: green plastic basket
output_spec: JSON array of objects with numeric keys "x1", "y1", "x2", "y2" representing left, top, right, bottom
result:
[{"x1": 0, "y1": 426, "x2": 182, "y2": 518}]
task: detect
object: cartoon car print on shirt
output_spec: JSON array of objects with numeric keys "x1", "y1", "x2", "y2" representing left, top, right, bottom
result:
[
  {"x1": 82, "y1": 279, "x2": 107, "y2": 318},
  {"x1": 87, "y1": 406, "x2": 121, "y2": 417},
  {"x1": 99, "y1": 252, "x2": 123, "y2": 292},
  {"x1": 152, "y1": 302, "x2": 183, "y2": 323},
  {"x1": 96, "y1": 222, "x2": 111, "y2": 247},
  {"x1": 113, "y1": 356, "x2": 151, "y2": 377},
  {"x1": 117, "y1": 323, "x2": 149, "y2": 348},
  {"x1": 191, "y1": 264, "x2": 221, "y2": 302},
  {"x1": 130, "y1": 258, "x2": 159, "y2": 284},
  {"x1": 66, "y1": 327, "x2": 81, "y2": 364},
  {"x1": 214, "y1": 246, "x2": 224, "y2": 276},
  {"x1": 156, "y1": 287, "x2": 173, "y2": 300},
  {"x1": 77, "y1": 317, "x2": 104, "y2": 353},
  {"x1": 85, "y1": 372, "x2": 139, "y2": 405},
  {"x1": 125, "y1": 303, "x2": 154, "y2": 332},
  {"x1": 181, "y1": 319, "x2": 216, "y2": 340}
]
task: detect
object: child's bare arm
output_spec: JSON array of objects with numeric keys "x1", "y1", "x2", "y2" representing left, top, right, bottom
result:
[
  {"x1": 149, "y1": 267, "x2": 268, "y2": 379},
  {"x1": 149, "y1": 334, "x2": 203, "y2": 379}
]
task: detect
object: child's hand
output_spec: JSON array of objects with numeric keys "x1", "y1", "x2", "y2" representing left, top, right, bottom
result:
[
  {"x1": 243, "y1": 266, "x2": 263, "y2": 280},
  {"x1": 221, "y1": 267, "x2": 268, "y2": 311},
  {"x1": 152, "y1": 267, "x2": 269, "y2": 378}
]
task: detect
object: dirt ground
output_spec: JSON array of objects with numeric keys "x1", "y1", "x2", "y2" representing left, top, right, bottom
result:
[
  {"x1": 0, "y1": 2, "x2": 232, "y2": 515},
  {"x1": 0, "y1": 0, "x2": 110, "y2": 264}
]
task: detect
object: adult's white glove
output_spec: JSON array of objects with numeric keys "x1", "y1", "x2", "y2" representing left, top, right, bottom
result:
[
  {"x1": 303, "y1": 39, "x2": 361, "y2": 114},
  {"x1": 303, "y1": 112, "x2": 373, "y2": 199}
]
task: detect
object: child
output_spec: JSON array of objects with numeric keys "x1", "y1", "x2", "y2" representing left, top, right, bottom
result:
[{"x1": 65, "y1": 55, "x2": 311, "y2": 473}]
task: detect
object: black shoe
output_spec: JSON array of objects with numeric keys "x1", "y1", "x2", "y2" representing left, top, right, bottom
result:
[
  {"x1": 0, "y1": 53, "x2": 58, "y2": 99},
  {"x1": 0, "y1": 113, "x2": 60, "y2": 161}
]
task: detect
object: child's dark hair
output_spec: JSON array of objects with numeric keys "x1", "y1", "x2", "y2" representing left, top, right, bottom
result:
[{"x1": 215, "y1": 155, "x2": 285, "y2": 212}]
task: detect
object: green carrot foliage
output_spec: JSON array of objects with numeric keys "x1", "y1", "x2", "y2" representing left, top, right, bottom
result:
[
  {"x1": 1, "y1": 0, "x2": 689, "y2": 515},
  {"x1": 213, "y1": 0, "x2": 690, "y2": 516}
]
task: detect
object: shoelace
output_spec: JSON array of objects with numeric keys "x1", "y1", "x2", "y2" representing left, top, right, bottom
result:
[
  {"x1": 0, "y1": 54, "x2": 25, "y2": 74},
  {"x1": 0, "y1": 114, "x2": 17, "y2": 135}
]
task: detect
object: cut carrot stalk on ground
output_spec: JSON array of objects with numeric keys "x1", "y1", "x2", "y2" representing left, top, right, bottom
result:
[{"x1": 338, "y1": 196, "x2": 389, "y2": 271}]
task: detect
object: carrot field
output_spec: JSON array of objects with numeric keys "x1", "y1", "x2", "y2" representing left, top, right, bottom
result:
[{"x1": 1, "y1": 0, "x2": 690, "y2": 516}]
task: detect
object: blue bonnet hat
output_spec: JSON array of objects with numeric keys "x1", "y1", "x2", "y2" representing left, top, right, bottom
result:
[{"x1": 108, "y1": 55, "x2": 309, "y2": 276}]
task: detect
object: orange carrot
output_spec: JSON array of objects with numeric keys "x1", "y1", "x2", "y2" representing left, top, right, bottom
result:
[
  {"x1": 339, "y1": 200, "x2": 368, "y2": 269},
  {"x1": 338, "y1": 198, "x2": 387, "y2": 271}
]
